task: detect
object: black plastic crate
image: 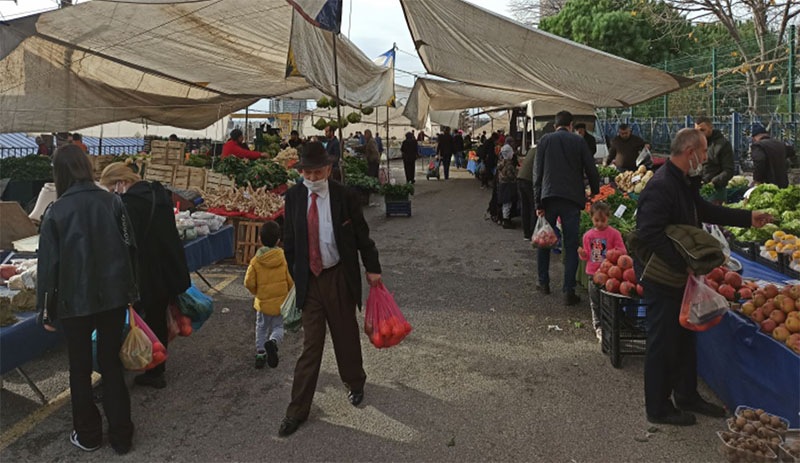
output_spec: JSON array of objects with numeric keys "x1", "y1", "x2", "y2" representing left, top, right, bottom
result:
[
  {"x1": 755, "y1": 249, "x2": 782, "y2": 273},
  {"x1": 728, "y1": 239, "x2": 757, "y2": 262},
  {"x1": 779, "y1": 254, "x2": 800, "y2": 280},
  {"x1": 385, "y1": 200, "x2": 411, "y2": 217},
  {"x1": 599, "y1": 290, "x2": 648, "y2": 368}
]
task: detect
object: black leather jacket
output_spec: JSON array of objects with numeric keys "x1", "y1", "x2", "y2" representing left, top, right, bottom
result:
[{"x1": 37, "y1": 182, "x2": 138, "y2": 323}]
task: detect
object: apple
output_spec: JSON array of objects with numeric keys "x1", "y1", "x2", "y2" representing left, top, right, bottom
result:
[
  {"x1": 741, "y1": 302, "x2": 756, "y2": 316},
  {"x1": 718, "y1": 284, "x2": 737, "y2": 302},
  {"x1": 599, "y1": 260, "x2": 613, "y2": 274},
  {"x1": 761, "y1": 301, "x2": 776, "y2": 318},
  {"x1": 752, "y1": 308, "x2": 766, "y2": 323},
  {"x1": 608, "y1": 266, "x2": 623, "y2": 281},
  {"x1": 617, "y1": 255, "x2": 633, "y2": 270},
  {"x1": 724, "y1": 272, "x2": 743, "y2": 289},
  {"x1": 606, "y1": 249, "x2": 622, "y2": 265},
  {"x1": 773, "y1": 325, "x2": 790, "y2": 342},
  {"x1": 781, "y1": 296, "x2": 796, "y2": 314},
  {"x1": 593, "y1": 272, "x2": 609, "y2": 287},
  {"x1": 760, "y1": 319, "x2": 777, "y2": 334},
  {"x1": 707, "y1": 267, "x2": 725, "y2": 284},
  {"x1": 785, "y1": 316, "x2": 800, "y2": 333},
  {"x1": 764, "y1": 284, "x2": 779, "y2": 299},
  {"x1": 619, "y1": 281, "x2": 637, "y2": 298},
  {"x1": 788, "y1": 284, "x2": 800, "y2": 300},
  {"x1": 605, "y1": 278, "x2": 621, "y2": 294},
  {"x1": 622, "y1": 268, "x2": 637, "y2": 284},
  {"x1": 636, "y1": 284, "x2": 644, "y2": 297},
  {"x1": 738, "y1": 288, "x2": 752, "y2": 300},
  {"x1": 770, "y1": 309, "x2": 786, "y2": 324},
  {"x1": 707, "y1": 279, "x2": 720, "y2": 292},
  {"x1": 753, "y1": 292, "x2": 766, "y2": 308}
]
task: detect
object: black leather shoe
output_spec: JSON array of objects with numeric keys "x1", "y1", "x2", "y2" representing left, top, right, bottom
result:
[
  {"x1": 536, "y1": 284, "x2": 550, "y2": 295},
  {"x1": 348, "y1": 389, "x2": 364, "y2": 406},
  {"x1": 278, "y1": 416, "x2": 305, "y2": 437},
  {"x1": 647, "y1": 410, "x2": 697, "y2": 426},
  {"x1": 134, "y1": 373, "x2": 166, "y2": 389},
  {"x1": 675, "y1": 397, "x2": 726, "y2": 418},
  {"x1": 564, "y1": 292, "x2": 581, "y2": 306}
]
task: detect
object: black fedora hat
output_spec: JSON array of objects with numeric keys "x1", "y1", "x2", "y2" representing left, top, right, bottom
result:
[{"x1": 296, "y1": 142, "x2": 334, "y2": 170}]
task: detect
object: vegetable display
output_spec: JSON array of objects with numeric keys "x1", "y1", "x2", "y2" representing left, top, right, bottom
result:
[
  {"x1": 212, "y1": 156, "x2": 289, "y2": 190},
  {"x1": 201, "y1": 184, "x2": 284, "y2": 218},
  {"x1": 728, "y1": 184, "x2": 800, "y2": 242},
  {"x1": 614, "y1": 165, "x2": 653, "y2": 194},
  {"x1": 343, "y1": 156, "x2": 379, "y2": 192},
  {"x1": 0, "y1": 155, "x2": 53, "y2": 180}
]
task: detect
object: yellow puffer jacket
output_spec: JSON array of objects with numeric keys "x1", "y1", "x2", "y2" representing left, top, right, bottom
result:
[{"x1": 244, "y1": 247, "x2": 294, "y2": 316}]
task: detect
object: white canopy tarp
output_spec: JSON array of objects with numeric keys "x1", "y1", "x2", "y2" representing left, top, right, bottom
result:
[
  {"x1": 0, "y1": 1, "x2": 393, "y2": 132},
  {"x1": 403, "y1": 78, "x2": 596, "y2": 129},
  {"x1": 400, "y1": 0, "x2": 694, "y2": 108}
]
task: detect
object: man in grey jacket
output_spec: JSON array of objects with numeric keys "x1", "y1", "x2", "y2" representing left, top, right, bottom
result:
[{"x1": 533, "y1": 111, "x2": 600, "y2": 305}]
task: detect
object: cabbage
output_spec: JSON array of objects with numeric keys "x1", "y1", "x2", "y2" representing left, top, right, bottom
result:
[
  {"x1": 773, "y1": 185, "x2": 800, "y2": 214},
  {"x1": 783, "y1": 219, "x2": 800, "y2": 236},
  {"x1": 747, "y1": 184, "x2": 781, "y2": 210}
]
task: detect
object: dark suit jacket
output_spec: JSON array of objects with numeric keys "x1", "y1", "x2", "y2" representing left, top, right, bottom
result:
[{"x1": 284, "y1": 180, "x2": 381, "y2": 310}]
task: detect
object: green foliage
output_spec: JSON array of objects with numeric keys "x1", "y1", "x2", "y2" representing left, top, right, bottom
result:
[
  {"x1": 772, "y1": 185, "x2": 800, "y2": 214},
  {"x1": 597, "y1": 165, "x2": 619, "y2": 179},
  {"x1": 0, "y1": 155, "x2": 53, "y2": 180},
  {"x1": 316, "y1": 96, "x2": 330, "y2": 109},
  {"x1": 539, "y1": 0, "x2": 693, "y2": 65},
  {"x1": 746, "y1": 183, "x2": 781, "y2": 210},
  {"x1": 360, "y1": 107, "x2": 374, "y2": 115},
  {"x1": 245, "y1": 160, "x2": 289, "y2": 190},
  {"x1": 185, "y1": 154, "x2": 211, "y2": 168},
  {"x1": 313, "y1": 118, "x2": 327, "y2": 131},
  {"x1": 346, "y1": 112, "x2": 362, "y2": 124},
  {"x1": 380, "y1": 182, "x2": 414, "y2": 197},
  {"x1": 343, "y1": 156, "x2": 378, "y2": 192}
]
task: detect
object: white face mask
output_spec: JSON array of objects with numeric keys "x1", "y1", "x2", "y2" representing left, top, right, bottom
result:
[
  {"x1": 687, "y1": 150, "x2": 703, "y2": 177},
  {"x1": 304, "y1": 177, "x2": 328, "y2": 194}
]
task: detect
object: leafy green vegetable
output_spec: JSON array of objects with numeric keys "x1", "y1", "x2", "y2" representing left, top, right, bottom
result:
[
  {"x1": 746, "y1": 184, "x2": 780, "y2": 210},
  {"x1": 185, "y1": 154, "x2": 210, "y2": 168},
  {"x1": 782, "y1": 210, "x2": 800, "y2": 223},
  {"x1": 772, "y1": 185, "x2": 800, "y2": 214},
  {"x1": 700, "y1": 183, "x2": 716, "y2": 199},
  {"x1": 783, "y1": 219, "x2": 800, "y2": 236},
  {"x1": 0, "y1": 155, "x2": 53, "y2": 180},
  {"x1": 380, "y1": 183, "x2": 414, "y2": 197}
]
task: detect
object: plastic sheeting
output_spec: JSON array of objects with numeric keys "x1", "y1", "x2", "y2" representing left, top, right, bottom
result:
[
  {"x1": 0, "y1": 1, "x2": 392, "y2": 132},
  {"x1": 400, "y1": 0, "x2": 694, "y2": 108}
]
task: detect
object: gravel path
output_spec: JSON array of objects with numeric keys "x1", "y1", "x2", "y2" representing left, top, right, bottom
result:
[{"x1": 0, "y1": 167, "x2": 727, "y2": 462}]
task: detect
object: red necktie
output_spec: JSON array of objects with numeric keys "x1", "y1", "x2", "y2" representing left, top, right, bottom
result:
[{"x1": 308, "y1": 193, "x2": 323, "y2": 276}]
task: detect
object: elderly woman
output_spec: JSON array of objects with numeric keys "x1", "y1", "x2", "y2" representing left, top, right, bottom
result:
[
  {"x1": 37, "y1": 145, "x2": 136, "y2": 454},
  {"x1": 497, "y1": 138, "x2": 518, "y2": 229},
  {"x1": 99, "y1": 163, "x2": 191, "y2": 389},
  {"x1": 400, "y1": 132, "x2": 419, "y2": 184},
  {"x1": 35, "y1": 136, "x2": 50, "y2": 156}
]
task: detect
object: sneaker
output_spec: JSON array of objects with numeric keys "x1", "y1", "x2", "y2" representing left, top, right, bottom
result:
[
  {"x1": 564, "y1": 292, "x2": 581, "y2": 306},
  {"x1": 70, "y1": 431, "x2": 100, "y2": 452},
  {"x1": 536, "y1": 284, "x2": 550, "y2": 295},
  {"x1": 255, "y1": 352, "x2": 267, "y2": 369},
  {"x1": 134, "y1": 372, "x2": 166, "y2": 389},
  {"x1": 265, "y1": 340, "x2": 279, "y2": 368},
  {"x1": 595, "y1": 327, "x2": 603, "y2": 342}
]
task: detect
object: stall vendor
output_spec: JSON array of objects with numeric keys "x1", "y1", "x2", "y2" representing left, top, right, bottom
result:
[{"x1": 222, "y1": 129, "x2": 267, "y2": 160}]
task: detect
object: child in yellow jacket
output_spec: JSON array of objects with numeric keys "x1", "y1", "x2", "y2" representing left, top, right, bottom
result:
[{"x1": 244, "y1": 221, "x2": 293, "y2": 369}]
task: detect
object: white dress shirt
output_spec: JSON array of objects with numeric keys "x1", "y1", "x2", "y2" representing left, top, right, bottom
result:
[{"x1": 307, "y1": 182, "x2": 340, "y2": 269}]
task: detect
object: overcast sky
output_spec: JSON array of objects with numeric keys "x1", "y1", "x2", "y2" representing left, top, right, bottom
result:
[{"x1": 0, "y1": 0, "x2": 514, "y2": 111}]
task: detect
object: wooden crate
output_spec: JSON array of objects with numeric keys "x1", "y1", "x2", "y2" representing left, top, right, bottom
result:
[
  {"x1": 173, "y1": 166, "x2": 207, "y2": 190},
  {"x1": 143, "y1": 163, "x2": 175, "y2": 185},
  {"x1": 89, "y1": 155, "x2": 117, "y2": 179},
  {"x1": 150, "y1": 141, "x2": 186, "y2": 166},
  {"x1": 204, "y1": 171, "x2": 236, "y2": 191},
  {"x1": 235, "y1": 220, "x2": 265, "y2": 265}
]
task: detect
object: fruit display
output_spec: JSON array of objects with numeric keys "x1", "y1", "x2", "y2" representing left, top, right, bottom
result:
[
  {"x1": 592, "y1": 250, "x2": 643, "y2": 298},
  {"x1": 703, "y1": 266, "x2": 753, "y2": 301},
  {"x1": 760, "y1": 231, "x2": 797, "y2": 263},
  {"x1": 614, "y1": 165, "x2": 653, "y2": 194},
  {"x1": 738, "y1": 283, "x2": 800, "y2": 354},
  {"x1": 726, "y1": 417, "x2": 783, "y2": 450},
  {"x1": 717, "y1": 431, "x2": 778, "y2": 463},
  {"x1": 735, "y1": 407, "x2": 790, "y2": 434}
]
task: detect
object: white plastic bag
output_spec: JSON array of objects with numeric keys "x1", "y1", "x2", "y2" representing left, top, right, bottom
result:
[
  {"x1": 636, "y1": 147, "x2": 652, "y2": 167},
  {"x1": 705, "y1": 224, "x2": 731, "y2": 261},
  {"x1": 531, "y1": 216, "x2": 559, "y2": 248}
]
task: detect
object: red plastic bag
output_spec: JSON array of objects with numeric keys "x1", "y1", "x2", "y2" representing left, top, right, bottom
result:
[
  {"x1": 679, "y1": 274, "x2": 728, "y2": 331},
  {"x1": 364, "y1": 283, "x2": 412, "y2": 348},
  {"x1": 170, "y1": 304, "x2": 193, "y2": 337},
  {"x1": 130, "y1": 307, "x2": 168, "y2": 370}
]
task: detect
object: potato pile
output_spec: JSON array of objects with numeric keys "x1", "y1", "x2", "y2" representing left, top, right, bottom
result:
[
  {"x1": 615, "y1": 165, "x2": 653, "y2": 194},
  {"x1": 717, "y1": 431, "x2": 778, "y2": 463},
  {"x1": 201, "y1": 184, "x2": 284, "y2": 218}
]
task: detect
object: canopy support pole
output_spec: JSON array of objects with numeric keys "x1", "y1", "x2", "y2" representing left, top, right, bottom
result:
[{"x1": 333, "y1": 32, "x2": 345, "y2": 181}]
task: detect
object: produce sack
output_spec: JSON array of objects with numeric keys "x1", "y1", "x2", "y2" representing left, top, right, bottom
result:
[
  {"x1": 531, "y1": 216, "x2": 559, "y2": 248},
  {"x1": 130, "y1": 307, "x2": 167, "y2": 370},
  {"x1": 679, "y1": 274, "x2": 728, "y2": 331},
  {"x1": 364, "y1": 282, "x2": 412, "y2": 348},
  {"x1": 280, "y1": 287, "x2": 301, "y2": 333},
  {"x1": 176, "y1": 284, "x2": 213, "y2": 330},
  {"x1": 120, "y1": 307, "x2": 153, "y2": 370}
]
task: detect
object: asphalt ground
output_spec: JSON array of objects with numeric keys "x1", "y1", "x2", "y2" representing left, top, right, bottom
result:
[{"x1": 1, "y1": 165, "x2": 729, "y2": 462}]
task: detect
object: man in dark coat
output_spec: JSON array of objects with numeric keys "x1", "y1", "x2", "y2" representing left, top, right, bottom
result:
[
  {"x1": 635, "y1": 128, "x2": 771, "y2": 426},
  {"x1": 574, "y1": 123, "x2": 596, "y2": 156},
  {"x1": 436, "y1": 127, "x2": 455, "y2": 179},
  {"x1": 278, "y1": 142, "x2": 382, "y2": 438},
  {"x1": 695, "y1": 116, "x2": 734, "y2": 204},
  {"x1": 605, "y1": 123, "x2": 648, "y2": 171},
  {"x1": 750, "y1": 125, "x2": 791, "y2": 188}
]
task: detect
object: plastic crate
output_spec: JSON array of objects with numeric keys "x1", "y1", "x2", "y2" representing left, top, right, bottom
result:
[
  {"x1": 729, "y1": 239, "x2": 757, "y2": 262},
  {"x1": 778, "y1": 254, "x2": 800, "y2": 280},
  {"x1": 599, "y1": 290, "x2": 647, "y2": 368},
  {"x1": 385, "y1": 199, "x2": 411, "y2": 217},
  {"x1": 755, "y1": 248, "x2": 782, "y2": 273}
]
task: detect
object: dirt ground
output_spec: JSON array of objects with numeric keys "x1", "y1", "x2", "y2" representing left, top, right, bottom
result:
[{"x1": 0, "y1": 165, "x2": 729, "y2": 462}]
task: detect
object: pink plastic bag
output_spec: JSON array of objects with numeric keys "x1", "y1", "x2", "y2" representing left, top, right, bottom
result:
[
  {"x1": 679, "y1": 275, "x2": 728, "y2": 331},
  {"x1": 364, "y1": 283, "x2": 412, "y2": 348},
  {"x1": 130, "y1": 306, "x2": 168, "y2": 370}
]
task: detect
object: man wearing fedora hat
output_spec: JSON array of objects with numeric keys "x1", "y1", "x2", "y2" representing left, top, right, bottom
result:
[
  {"x1": 278, "y1": 142, "x2": 382, "y2": 437},
  {"x1": 750, "y1": 124, "x2": 791, "y2": 189}
]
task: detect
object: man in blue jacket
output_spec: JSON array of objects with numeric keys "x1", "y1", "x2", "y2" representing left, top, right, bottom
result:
[
  {"x1": 533, "y1": 111, "x2": 600, "y2": 305},
  {"x1": 636, "y1": 128, "x2": 772, "y2": 426}
]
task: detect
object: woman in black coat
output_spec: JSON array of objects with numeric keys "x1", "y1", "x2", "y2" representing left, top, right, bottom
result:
[
  {"x1": 37, "y1": 145, "x2": 137, "y2": 454},
  {"x1": 400, "y1": 132, "x2": 420, "y2": 183},
  {"x1": 100, "y1": 163, "x2": 191, "y2": 389}
]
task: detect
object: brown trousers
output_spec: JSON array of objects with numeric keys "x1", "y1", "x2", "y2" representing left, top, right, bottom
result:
[{"x1": 286, "y1": 264, "x2": 366, "y2": 420}]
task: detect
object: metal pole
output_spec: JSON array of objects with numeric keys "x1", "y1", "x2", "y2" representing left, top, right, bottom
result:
[
  {"x1": 789, "y1": 25, "x2": 796, "y2": 121},
  {"x1": 663, "y1": 59, "x2": 669, "y2": 119},
  {"x1": 712, "y1": 47, "x2": 717, "y2": 117},
  {"x1": 245, "y1": 107, "x2": 249, "y2": 146},
  {"x1": 332, "y1": 32, "x2": 345, "y2": 181},
  {"x1": 386, "y1": 105, "x2": 390, "y2": 180}
]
